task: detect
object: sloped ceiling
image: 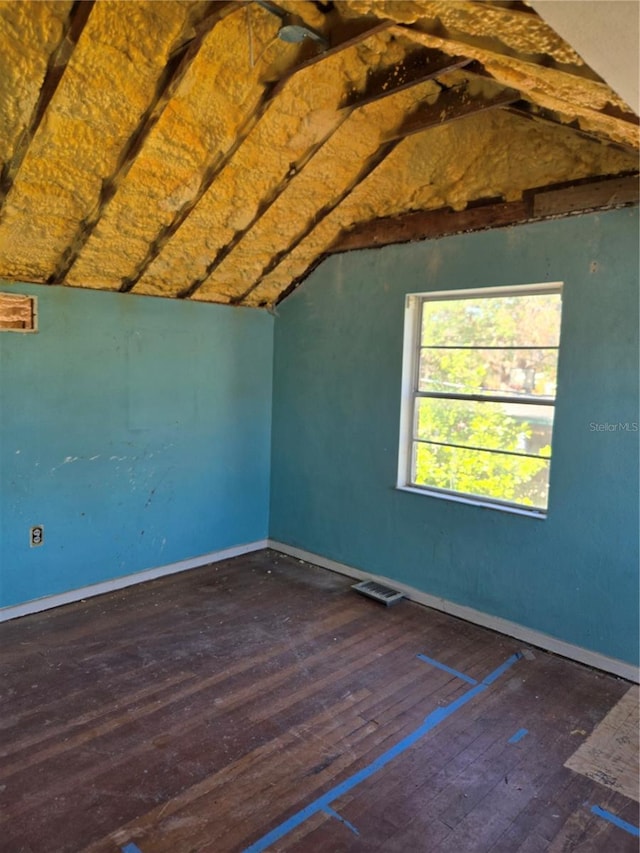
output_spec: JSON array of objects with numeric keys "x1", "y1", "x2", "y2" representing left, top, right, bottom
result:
[{"x1": 0, "y1": 0, "x2": 637, "y2": 308}]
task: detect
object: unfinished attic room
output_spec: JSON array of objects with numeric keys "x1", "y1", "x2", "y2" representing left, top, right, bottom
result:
[{"x1": 1, "y1": 0, "x2": 640, "y2": 850}]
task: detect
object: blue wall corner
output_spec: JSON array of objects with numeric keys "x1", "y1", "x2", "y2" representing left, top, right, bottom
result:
[
  {"x1": 1, "y1": 209, "x2": 638, "y2": 668},
  {"x1": 270, "y1": 208, "x2": 640, "y2": 666},
  {"x1": 0, "y1": 285, "x2": 273, "y2": 607}
]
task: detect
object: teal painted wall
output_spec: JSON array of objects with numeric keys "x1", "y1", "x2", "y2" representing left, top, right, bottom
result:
[
  {"x1": 0, "y1": 284, "x2": 273, "y2": 608},
  {"x1": 270, "y1": 208, "x2": 639, "y2": 666}
]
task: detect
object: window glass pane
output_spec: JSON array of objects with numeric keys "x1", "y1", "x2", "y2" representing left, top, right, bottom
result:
[
  {"x1": 421, "y1": 293, "x2": 561, "y2": 348},
  {"x1": 418, "y1": 347, "x2": 558, "y2": 398},
  {"x1": 412, "y1": 442, "x2": 551, "y2": 509},
  {"x1": 415, "y1": 398, "x2": 553, "y2": 457}
]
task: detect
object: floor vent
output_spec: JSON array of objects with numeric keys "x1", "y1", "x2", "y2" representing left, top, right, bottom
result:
[{"x1": 352, "y1": 580, "x2": 404, "y2": 606}]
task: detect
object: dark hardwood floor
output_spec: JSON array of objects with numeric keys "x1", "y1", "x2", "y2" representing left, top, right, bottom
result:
[{"x1": 0, "y1": 549, "x2": 637, "y2": 852}]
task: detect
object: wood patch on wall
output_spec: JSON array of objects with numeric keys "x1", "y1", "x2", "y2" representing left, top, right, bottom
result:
[{"x1": 0, "y1": 292, "x2": 36, "y2": 331}]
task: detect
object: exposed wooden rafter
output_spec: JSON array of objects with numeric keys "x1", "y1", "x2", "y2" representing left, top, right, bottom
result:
[
  {"x1": 273, "y1": 174, "x2": 638, "y2": 305},
  {"x1": 393, "y1": 22, "x2": 639, "y2": 151},
  {"x1": 121, "y1": 17, "x2": 393, "y2": 295},
  {"x1": 177, "y1": 113, "x2": 352, "y2": 299},
  {"x1": 233, "y1": 81, "x2": 526, "y2": 305},
  {"x1": 48, "y1": 1, "x2": 238, "y2": 285},
  {"x1": 385, "y1": 83, "x2": 520, "y2": 141},
  {"x1": 229, "y1": 139, "x2": 401, "y2": 305},
  {"x1": 506, "y1": 102, "x2": 639, "y2": 155},
  {"x1": 180, "y1": 48, "x2": 474, "y2": 300},
  {"x1": 327, "y1": 173, "x2": 640, "y2": 253},
  {"x1": 397, "y1": 8, "x2": 604, "y2": 85},
  {"x1": 340, "y1": 48, "x2": 471, "y2": 110},
  {"x1": 0, "y1": 0, "x2": 94, "y2": 215}
]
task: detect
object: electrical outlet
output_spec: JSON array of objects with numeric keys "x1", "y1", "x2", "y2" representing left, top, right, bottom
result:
[{"x1": 30, "y1": 525, "x2": 44, "y2": 547}]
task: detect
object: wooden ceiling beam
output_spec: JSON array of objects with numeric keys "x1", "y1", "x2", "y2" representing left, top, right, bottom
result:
[
  {"x1": 340, "y1": 48, "x2": 471, "y2": 110},
  {"x1": 506, "y1": 102, "x2": 639, "y2": 155},
  {"x1": 181, "y1": 48, "x2": 475, "y2": 299},
  {"x1": 326, "y1": 173, "x2": 639, "y2": 254},
  {"x1": 271, "y1": 173, "x2": 638, "y2": 305},
  {"x1": 120, "y1": 17, "x2": 392, "y2": 294},
  {"x1": 385, "y1": 84, "x2": 521, "y2": 142},
  {"x1": 48, "y1": 1, "x2": 239, "y2": 285},
  {"x1": 231, "y1": 80, "x2": 522, "y2": 305},
  {"x1": 0, "y1": 0, "x2": 94, "y2": 214},
  {"x1": 229, "y1": 138, "x2": 402, "y2": 305},
  {"x1": 177, "y1": 112, "x2": 352, "y2": 299},
  {"x1": 397, "y1": 15, "x2": 604, "y2": 85}
]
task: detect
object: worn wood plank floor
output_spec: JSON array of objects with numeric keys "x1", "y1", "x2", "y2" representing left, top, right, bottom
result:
[{"x1": 1, "y1": 549, "x2": 638, "y2": 852}]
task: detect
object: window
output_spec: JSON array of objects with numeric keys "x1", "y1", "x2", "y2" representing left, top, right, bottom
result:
[{"x1": 398, "y1": 283, "x2": 563, "y2": 516}]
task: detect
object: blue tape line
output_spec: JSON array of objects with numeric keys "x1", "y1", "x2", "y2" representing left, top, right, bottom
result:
[
  {"x1": 121, "y1": 845, "x2": 143, "y2": 853},
  {"x1": 416, "y1": 653, "x2": 478, "y2": 685},
  {"x1": 483, "y1": 652, "x2": 522, "y2": 685},
  {"x1": 324, "y1": 805, "x2": 360, "y2": 836},
  {"x1": 508, "y1": 728, "x2": 528, "y2": 744},
  {"x1": 243, "y1": 652, "x2": 522, "y2": 853},
  {"x1": 591, "y1": 805, "x2": 640, "y2": 837}
]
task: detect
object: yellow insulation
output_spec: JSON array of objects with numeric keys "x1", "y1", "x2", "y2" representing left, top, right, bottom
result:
[
  {"x1": 246, "y1": 109, "x2": 637, "y2": 306},
  {"x1": 134, "y1": 30, "x2": 410, "y2": 298},
  {"x1": 193, "y1": 79, "x2": 442, "y2": 302},
  {"x1": 66, "y1": 5, "x2": 289, "y2": 291},
  {"x1": 0, "y1": 1, "x2": 73, "y2": 166},
  {"x1": 0, "y1": 1, "x2": 203, "y2": 282},
  {"x1": 339, "y1": 1, "x2": 585, "y2": 65},
  {"x1": 0, "y1": 1, "x2": 635, "y2": 305}
]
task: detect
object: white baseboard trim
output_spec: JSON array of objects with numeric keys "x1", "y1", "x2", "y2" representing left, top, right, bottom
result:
[
  {"x1": 269, "y1": 540, "x2": 639, "y2": 684},
  {"x1": 0, "y1": 539, "x2": 268, "y2": 624}
]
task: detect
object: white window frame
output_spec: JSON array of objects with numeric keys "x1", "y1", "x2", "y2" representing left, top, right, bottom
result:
[{"x1": 397, "y1": 282, "x2": 563, "y2": 518}]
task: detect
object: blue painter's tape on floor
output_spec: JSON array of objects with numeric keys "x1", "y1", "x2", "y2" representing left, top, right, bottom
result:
[
  {"x1": 121, "y1": 844, "x2": 143, "y2": 853},
  {"x1": 591, "y1": 805, "x2": 640, "y2": 837},
  {"x1": 324, "y1": 805, "x2": 360, "y2": 836},
  {"x1": 508, "y1": 728, "x2": 529, "y2": 744},
  {"x1": 242, "y1": 652, "x2": 522, "y2": 853},
  {"x1": 416, "y1": 653, "x2": 478, "y2": 685}
]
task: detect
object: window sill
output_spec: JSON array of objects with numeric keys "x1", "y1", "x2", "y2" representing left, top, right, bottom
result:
[{"x1": 394, "y1": 485, "x2": 548, "y2": 519}]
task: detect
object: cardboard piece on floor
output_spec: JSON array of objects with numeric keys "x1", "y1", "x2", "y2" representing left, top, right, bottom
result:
[{"x1": 565, "y1": 685, "x2": 639, "y2": 802}]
